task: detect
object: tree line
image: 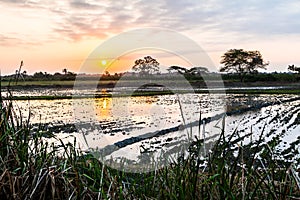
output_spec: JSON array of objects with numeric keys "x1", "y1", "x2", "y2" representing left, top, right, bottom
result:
[
  {"x1": 131, "y1": 50, "x2": 300, "y2": 82},
  {"x1": 2, "y1": 49, "x2": 300, "y2": 82}
]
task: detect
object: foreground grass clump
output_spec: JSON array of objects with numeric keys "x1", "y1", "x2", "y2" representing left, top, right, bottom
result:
[
  {"x1": 123, "y1": 128, "x2": 300, "y2": 199},
  {"x1": 0, "y1": 91, "x2": 100, "y2": 199},
  {"x1": 1, "y1": 89, "x2": 300, "y2": 199}
]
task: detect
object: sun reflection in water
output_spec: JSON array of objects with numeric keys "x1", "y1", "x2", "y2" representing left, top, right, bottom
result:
[
  {"x1": 103, "y1": 99, "x2": 107, "y2": 109},
  {"x1": 95, "y1": 89, "x2": 112, "y2": 120}
]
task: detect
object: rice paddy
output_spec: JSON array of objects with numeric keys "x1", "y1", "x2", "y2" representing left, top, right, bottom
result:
[{"x1": 1, "y1": 84, "x2": 300, "y2": 199}]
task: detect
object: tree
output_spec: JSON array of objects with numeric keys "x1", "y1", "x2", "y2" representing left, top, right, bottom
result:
[
  {"x1": 132, "y1": 56, "x2": 160, "y2": 75},
  {"x1": 288, "y1": 64, "x2": 300, "y2": 73},
  {"x1": 62, "y1": 68, "x2": 68, "y2": 75},
  {"x1": 168, "y1": 66, "x2": 209, "y2": 75},
  {"x1": 104, "y1": 71, "x2": 110, "y2": 77},
  {"x1": 168, "y1": 66, "x2": 188, "y2": 74},
  {"x1": 20, "y1": 70, "x2": 27, "y2": 80},
  {"x1": 189, "y1": 67, "x2": 209, "y2": 75},
  {"x1": 33, "y1": 72, "x2": 44, "y2": 78},
  {"x1": 220, "y1": 49, "x2": 268, "y2": 82}
]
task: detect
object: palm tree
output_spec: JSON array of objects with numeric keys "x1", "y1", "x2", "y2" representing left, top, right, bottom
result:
[{"x1": 62, "y1": 68, "x2": 68, "y2": 75}]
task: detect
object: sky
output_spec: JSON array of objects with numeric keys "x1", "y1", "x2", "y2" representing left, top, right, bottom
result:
[{"x1": 1, "y1": 0, "x2": 300, "y2": 75}]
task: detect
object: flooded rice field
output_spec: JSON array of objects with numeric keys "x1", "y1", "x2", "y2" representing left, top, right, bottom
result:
[{"x1": 7, "y1": 88, "x2": 300, "y2": 164}]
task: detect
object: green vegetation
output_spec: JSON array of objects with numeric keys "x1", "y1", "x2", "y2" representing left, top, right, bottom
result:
[
  {"x1": 0, "y1": 80, "x2": 76, "y2": 87},
  {"x1": 222, "y1": 72, "x2": 300, "y2": 82},
  {"x1": 224, "y1": 88, "x2": 300, "y2": 95},
  {"x1": 1, "y1": 71, "x2": 299, "y2": 89},
  {"x1": 1, "y1": 73, "x2": 299, "y2": 92}
]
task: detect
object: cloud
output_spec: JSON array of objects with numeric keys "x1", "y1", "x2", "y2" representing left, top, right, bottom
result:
[
  {"x1": 0, "y1": 33, "x2": 41, "y2": 46},
  {"x1": 0, "y1": 34, "x2": 19, "y2": 45},
  {"x1": 200, "y1": 1, "x2": 300, "y2": 36},
  {"x1": 0, "y1": 0, "x2": 26, "y2": 3},
  {"x1": 1, "y1": 0, "x2": 300, "y2": 46},
  {"x1": 69, "y1": 0, "x2": 99, "y2": 9}
]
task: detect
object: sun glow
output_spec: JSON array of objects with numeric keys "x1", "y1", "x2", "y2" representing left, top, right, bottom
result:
[{"x1": 101, "y1": 60, "x2": 107, "y2": 65}]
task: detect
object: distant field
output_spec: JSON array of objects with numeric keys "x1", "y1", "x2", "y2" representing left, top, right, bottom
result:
[
  {"x1": 1, "y1": 79, "x2": 207, "y2": 88},
  {"x1": 1, "y1": 80, "x2": 75, "y2": 87},
  {"x1": 1, "y1": 80, "x2": 118, "y2": 87},
  {"x1": 1, "y1": 79, "x2": 300, "y2": 94}
]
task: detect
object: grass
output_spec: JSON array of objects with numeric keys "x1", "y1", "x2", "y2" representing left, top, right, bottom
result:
[
  {"x1": 0, "y1": 80, "x2": 76, "y2": 87},
  {"x1": 1, "y1": 76, "x2": 300, "y2": 199},
  {"x1": 225, "y1": 88, "x2": 300, "y2": 95}
]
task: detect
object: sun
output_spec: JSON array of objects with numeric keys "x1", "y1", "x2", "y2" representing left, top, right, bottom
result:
[{"x1": 101, "y1": 60, "x2": 107, "y2": 65}]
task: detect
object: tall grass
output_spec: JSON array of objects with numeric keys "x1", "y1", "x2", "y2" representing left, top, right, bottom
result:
[
  {"x1": 0, "y1": 69, "x2": 109, "y2": 199},
  {"x1": 0, "y1": 68, "x2": 300, "y2": 199}
]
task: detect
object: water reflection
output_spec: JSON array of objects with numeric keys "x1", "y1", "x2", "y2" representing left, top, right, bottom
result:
[
  {"x1": 95, "y1": 98, "x2": 112, "y2": 121},
  {"x1": 94, "y1": 95, "x2": 164, "y2": 132},
  {"x1": 12, "y1": 92, "x2": 300, "y2": 165}
]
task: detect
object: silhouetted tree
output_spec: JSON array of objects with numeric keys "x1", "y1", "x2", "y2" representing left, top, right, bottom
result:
[
  {"x1": 67, "y1": 71, "x2": 75, "y2": 76},
  {"x1": 288, "y1": 64, "x2": 300, "y2": 73},
  {"x1": 62, "y1": 68, "x2": 68, "y2": 75},
  {"x1": 132, "y1": 56, "x2": 160, "y2": 75},
  {"x1": 168, "y1": 66, "x2": 209, "y2": 75},
  {"x1": 189, "y1": 67, "x2": 209, "y2": 75},
  {"x1": 54, "y1": 72, "x2": 62, "y2": 76},
  {"x1": 220, "y1": 49, "x2": 268, "y2": 82},
  {"x1": 168, "y1": 66, "x2": 188, "y2": 74},
  {"x1": 33, "y1": 72, "x2": 46, "y2": 79},
  {"x1": 104, "y1": 71, "x2": 110, "y2": 77}
]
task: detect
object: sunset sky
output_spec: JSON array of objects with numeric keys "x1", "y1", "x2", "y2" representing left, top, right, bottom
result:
[{"x1": 1, "y1": 0, "x2": 300, "y2": 75}]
